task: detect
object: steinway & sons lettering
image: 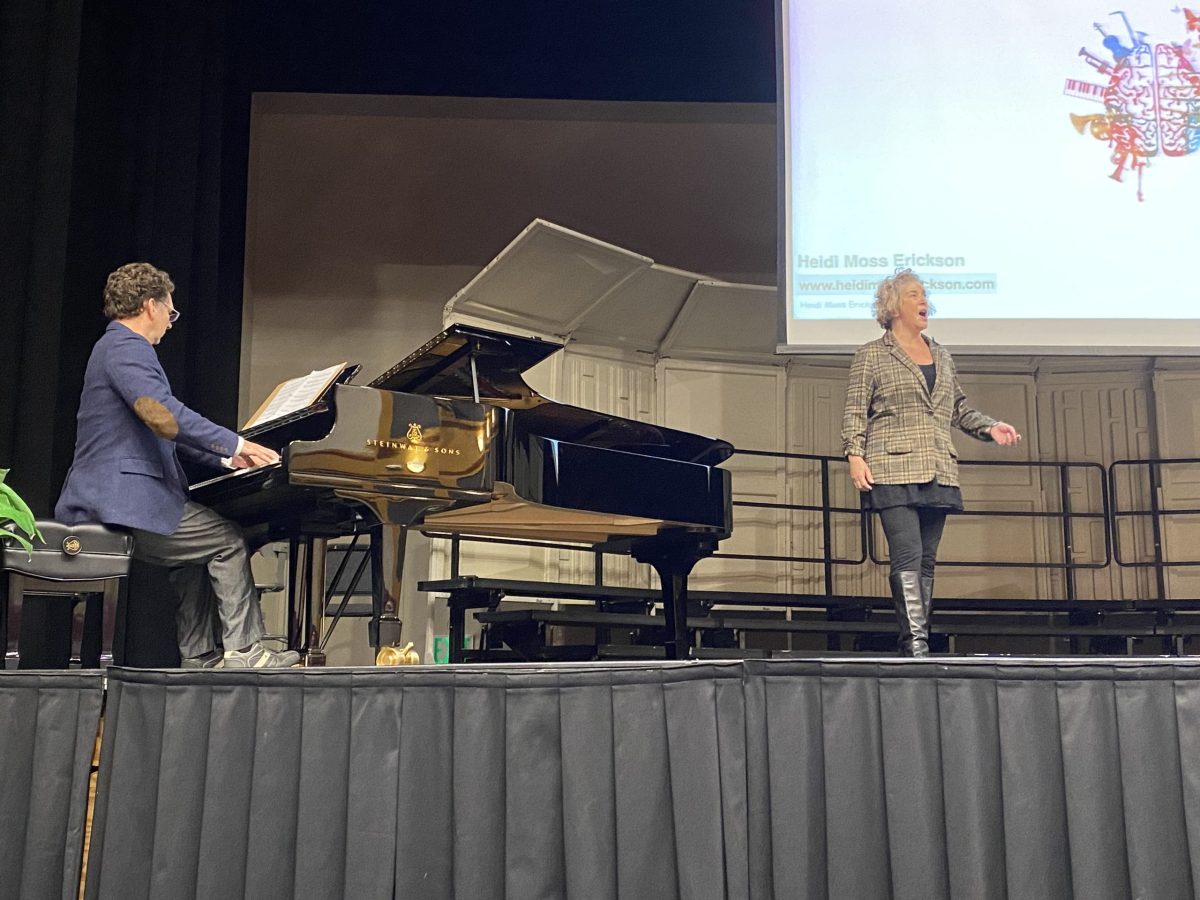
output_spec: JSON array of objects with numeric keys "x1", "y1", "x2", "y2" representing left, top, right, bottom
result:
[{"x1": 366, "y1": 438, "x2": 461, "y2": 455}]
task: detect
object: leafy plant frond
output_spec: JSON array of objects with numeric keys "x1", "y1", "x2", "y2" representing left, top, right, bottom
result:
[
  {"x1": 0, "y1": 468, "x2": 44, "y2": 548},
  {"x1": 0, "y1": 525, "x2": 34, "y2": 555}
]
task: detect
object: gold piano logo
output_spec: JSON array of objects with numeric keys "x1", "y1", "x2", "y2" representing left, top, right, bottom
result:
[{"x1": 366, "y1": 421, "x2": 462, "y2": 474}]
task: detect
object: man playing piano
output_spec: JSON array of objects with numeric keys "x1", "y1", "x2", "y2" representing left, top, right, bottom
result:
[{"x1": 55, "y1": 262, "x2": 299, "y2": 668}]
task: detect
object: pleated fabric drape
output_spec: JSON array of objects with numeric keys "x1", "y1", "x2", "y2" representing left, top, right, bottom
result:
[
  {"x1": 86, "y1": 663, "x2": 748, "y2": 900},
  {"x1": 744, "y1": 659, "x2": 1200, "y2": 900},
  {"x1": 0, "y1": 670, "x2": 104, "y2": 900},
  {"x1": 85, "y1": 659, "x2": 1200, "y2": 899}
]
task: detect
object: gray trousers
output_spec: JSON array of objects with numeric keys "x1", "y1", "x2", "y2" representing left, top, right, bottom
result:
[{"x1": 129, "y1": 501, "x2": 264, "y2": 658}]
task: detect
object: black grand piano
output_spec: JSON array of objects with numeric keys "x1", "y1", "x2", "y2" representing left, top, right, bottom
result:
[{"x1": 191, "y1": 324, "x2": 733, "y2": 662}]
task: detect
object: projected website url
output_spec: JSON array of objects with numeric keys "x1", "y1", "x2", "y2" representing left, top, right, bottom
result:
[{"x1": 794, "y1": 274, "x2": 998, "y2": 294}]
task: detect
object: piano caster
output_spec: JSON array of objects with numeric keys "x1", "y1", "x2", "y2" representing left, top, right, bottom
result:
[
  {"x1": 303, "y1": 647, "x2": 327, "y2": 667},
  {"x1": 376, "y1": 641, "x2": 420, "y2": 666}
]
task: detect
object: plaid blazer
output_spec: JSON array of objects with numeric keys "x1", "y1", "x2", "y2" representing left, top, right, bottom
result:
[{"x1": 841, "y1": 331, "x2": 996, "y2": 487}]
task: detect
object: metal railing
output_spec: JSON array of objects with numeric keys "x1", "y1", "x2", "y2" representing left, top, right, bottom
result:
[
  {"x1": 1109, "y1": 458, "x2": 1200, "y2": 603},
  {"x1": 718, "y1": 449, "x2": 867, "y2": 598},
  {"x1": 415, "y1": 451, "x2": 1200, "y2": 608},
  {"x1": 721, "y1": 451, "x2": 1110, "y2": 603}
]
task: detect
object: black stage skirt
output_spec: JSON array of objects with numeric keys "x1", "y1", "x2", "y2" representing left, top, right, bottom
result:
[{"x1": 866, "y1": 479, "x2": 964, "y2": 512}]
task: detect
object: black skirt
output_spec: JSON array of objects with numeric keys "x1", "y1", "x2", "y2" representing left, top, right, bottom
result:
[{"x1": 865, "y1": 479, "x2": 964, "y2": 512}]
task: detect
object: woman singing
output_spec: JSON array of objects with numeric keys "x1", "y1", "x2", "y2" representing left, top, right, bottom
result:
[{"x1": 841, "y1": 270, "x2": 1021, "y2": 656}]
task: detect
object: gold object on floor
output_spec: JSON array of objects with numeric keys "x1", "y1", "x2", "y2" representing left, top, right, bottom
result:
[{"x1": 376, "y1": 641, "x2": 420, "y2": 666}]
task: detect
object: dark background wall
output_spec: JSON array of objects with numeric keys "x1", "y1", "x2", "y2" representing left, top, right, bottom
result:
[{"x1": 0, "y1": 0, "x2": 776, "y2": 514}]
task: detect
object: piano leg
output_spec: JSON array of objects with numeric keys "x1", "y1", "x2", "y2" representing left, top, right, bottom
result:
[
  {"x1": 632, "y1": 533, "x2": 720, "y2": 661},
  {"x1": 657, "y1": 567, "x2": 691, "y2": 661},
  {"x1": 286, "y1": 535, "x2": 304, "y2": 652},
  {"x1": 369, "y1": 523, "x2": 407, "y2": 661},
  {"x1": 306, "y1": 538, "x2": 328, "y2": 666},
  {"x1": 286, "y1": 535, "x2": 327, "y2": 664}
]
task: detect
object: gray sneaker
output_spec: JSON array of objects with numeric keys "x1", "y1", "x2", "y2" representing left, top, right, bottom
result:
[
  {"x1": 222, "y1": 642, "x2": 301, "y2": 669},
  {"x1": 180, "y1": 650, "x2": 224, "y2": 669}
]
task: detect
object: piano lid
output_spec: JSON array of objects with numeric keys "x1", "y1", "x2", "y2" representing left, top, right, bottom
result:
[
  {"x1": 368, "y1": 324, "x2": 562, "y2": 400},
  {"x1": 370, "y1": 323, "x2": 734, "y2": 466}
]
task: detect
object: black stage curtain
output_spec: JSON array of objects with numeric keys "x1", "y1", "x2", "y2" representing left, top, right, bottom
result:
[
  {"x1": 88, "y1": 659, "x2": 1200, "y2": 900},
  {"x1": 0, "y1": 0, "x2": 244, "y2": 517},
  {"x1": 0, "y1": 670, "x2": 104, "y2": 900},
  {"x1": 112, "y1": 561, "x2": 184, "y2": 668},
  {"x1": 0, "y1": 0, "x2": 84, "y2": 512}
]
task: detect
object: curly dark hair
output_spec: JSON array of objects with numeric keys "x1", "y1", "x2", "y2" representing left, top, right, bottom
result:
[{"x1": 103, "y1": 262, "x2": 175, "y2": 320}]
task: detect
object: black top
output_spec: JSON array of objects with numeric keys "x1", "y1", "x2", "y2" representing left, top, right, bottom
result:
[{"x1": 919, "y1": 362, "x2": 936, "y2": 395}]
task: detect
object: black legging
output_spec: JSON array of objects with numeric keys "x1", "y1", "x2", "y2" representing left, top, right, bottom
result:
[{"x1": 878, "y1": 505, "x2": 948, "y2": 578}]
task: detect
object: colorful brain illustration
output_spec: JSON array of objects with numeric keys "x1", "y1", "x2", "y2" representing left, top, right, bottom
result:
[{"x1": 1066, "y1": 8, "x2": 1200, "y2": 200}]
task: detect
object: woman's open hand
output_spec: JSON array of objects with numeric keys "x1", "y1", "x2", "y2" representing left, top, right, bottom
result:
[{"x1": 989, "y1": 422, "x2": 1022, "y2": 446}]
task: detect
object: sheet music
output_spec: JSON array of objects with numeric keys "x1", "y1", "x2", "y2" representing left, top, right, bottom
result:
[{"x1": 242, "y1": 362, "x2": 348, "y2": 430}]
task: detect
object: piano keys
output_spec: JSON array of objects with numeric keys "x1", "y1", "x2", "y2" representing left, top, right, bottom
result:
[
  {"x1": 190, "y1": 324, "x2": 734, "y2": 662},
  {"x1": 1063, "y1": 77, "x2": 1106, "y2": 102}
]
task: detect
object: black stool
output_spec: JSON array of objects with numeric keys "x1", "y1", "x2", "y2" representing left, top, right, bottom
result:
[{"x1": 1, "y1": 520, "x2": 133, "y2": 668}]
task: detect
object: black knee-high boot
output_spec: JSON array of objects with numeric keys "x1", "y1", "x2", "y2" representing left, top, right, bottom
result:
[
  {"x1": 889, "y1": 571, "x2": 928, "y2": 657},
  {"x1": 920, "y1": 574, "x2": 934, "y2": 654}
]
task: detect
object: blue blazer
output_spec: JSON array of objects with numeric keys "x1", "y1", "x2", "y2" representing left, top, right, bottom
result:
[{"x1": 55, "y1": 321, "x2": 241, "y2": 535}]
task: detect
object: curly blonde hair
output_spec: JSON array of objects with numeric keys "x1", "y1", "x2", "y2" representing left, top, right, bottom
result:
[
  {"x1": 103, "y1": 262, "x2": 175, "y2": 320},
  {"x1": 872, "y1": 269, "x2": 933, "y2": 329}
]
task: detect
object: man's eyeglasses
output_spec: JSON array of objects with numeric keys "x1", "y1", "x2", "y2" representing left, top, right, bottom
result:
[{"x1": 154, "y1": 299, "x2": 180, "y2": 324}]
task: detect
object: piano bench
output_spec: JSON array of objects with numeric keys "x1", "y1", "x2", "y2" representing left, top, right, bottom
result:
[{"x1": 1, "y1": 520, "x2": 133, "y2": 669}]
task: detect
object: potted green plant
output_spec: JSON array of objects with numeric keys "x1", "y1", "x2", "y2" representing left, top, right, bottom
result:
[{"x1": 0, "y1": 469, "x2": 43, "y2": 555}]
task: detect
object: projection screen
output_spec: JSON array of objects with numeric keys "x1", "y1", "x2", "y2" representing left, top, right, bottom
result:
[{"x1": 777, "y1": 0, "x2": 1200, "y2": 354}]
